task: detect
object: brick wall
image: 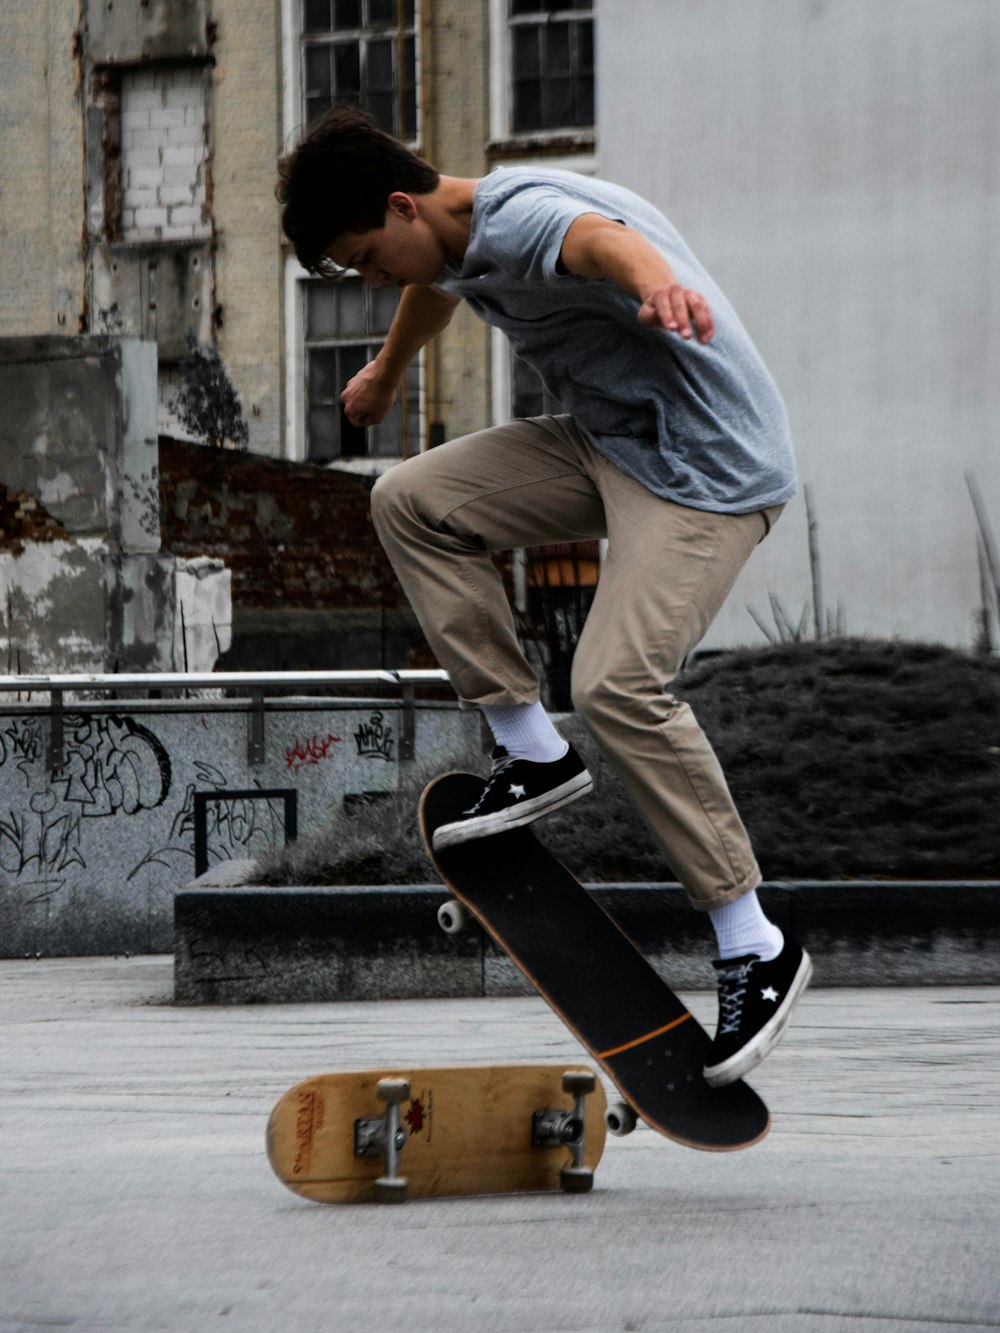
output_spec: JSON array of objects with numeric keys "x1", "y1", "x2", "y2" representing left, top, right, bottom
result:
[
  {"x1": 157, "y1": 439, "x2": 519, "y2": 674},
  {"x1": 0, "y1": 0, "x2": 84, "y2": 337},
  {"x1": 158, "y1": 438, "x2": 440, "y2": 671},
  {"x1": 120, "y1": 66, "x2": 211, "y2": 243},
  {"x1": 211, "y1": 0, "x2": 284, "y2": 457},
  {"x1": 158, "y1": 439, "x2": 406, "y2": 610},
  {"x1": 0, "y1": 485, "x2": 72, "y2": 556},
  {"x1": 421, "y1": 0, "x2": 493, "y2": 443}
]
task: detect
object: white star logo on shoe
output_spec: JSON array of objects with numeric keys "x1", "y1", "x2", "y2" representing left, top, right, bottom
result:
[
  {"x1": 508, "y1": 783, "x2": 527, "y2": 800},
  {"x1": 761, "y1": 986, "x2": 780, "y2": 1003}
]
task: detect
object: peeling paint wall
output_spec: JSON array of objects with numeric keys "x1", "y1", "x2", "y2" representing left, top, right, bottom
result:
[
  {"x1": 0, "y1": 540, "x2": 108, "y2": 675},
  {"x1": 174, "y1": 557, "x2": 232, "y2": 671},
  {"x1": 0, "y1": 335, "x2": 232, "y2": 675}
]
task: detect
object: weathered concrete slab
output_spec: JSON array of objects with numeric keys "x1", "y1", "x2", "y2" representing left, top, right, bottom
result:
[
  {"x1": 0, "y1": 698, "x2": 479, "y2": 958},
  {"x1": 174, "y1": 885, "x2": 481, "y2": 1004},
  {"x1": 174, "y1": 879, "x2": 1000, "y2": 1002},
  {"x1": 1, "y1": 957, "x2": 998, "y2": 1332}
]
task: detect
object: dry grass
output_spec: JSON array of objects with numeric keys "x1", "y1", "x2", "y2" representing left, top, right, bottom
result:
[{"x1": 255, "y1": 639, "x2": 1000, "y2": 885}]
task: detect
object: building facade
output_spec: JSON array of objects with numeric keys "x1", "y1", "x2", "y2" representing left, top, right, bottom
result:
[
  {"x1": 0, "y1": 0, "x2": 594, "y2": 462},
  {"x1": 3, "y1": 1, "x2": 996, "y2": 665}
]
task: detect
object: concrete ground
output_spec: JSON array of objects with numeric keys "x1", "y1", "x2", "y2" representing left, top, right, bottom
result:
[{"x1": 1, "y1": 958, "x2": 998, "y2": 1333}]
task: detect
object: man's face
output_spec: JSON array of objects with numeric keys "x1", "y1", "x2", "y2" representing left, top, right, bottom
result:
[{"x1": 325, "y1": 195, "x2": 446, "y2": 289}]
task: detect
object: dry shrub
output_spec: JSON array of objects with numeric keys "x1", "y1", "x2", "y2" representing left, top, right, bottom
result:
[{"x1": 256, "y1": 640, "x2": 1000, "y2": 884}]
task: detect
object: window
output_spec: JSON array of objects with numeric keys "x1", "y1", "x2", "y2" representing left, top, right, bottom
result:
[
  {"x1": 508, "y1": 2, "x2": 594, "y2": 134},
  {"x1": 304, "y1": 277, "x2": 420, "y2": 461},
  {"x1": 301, "y1": 0, "x2": 417, "y2": 139}
]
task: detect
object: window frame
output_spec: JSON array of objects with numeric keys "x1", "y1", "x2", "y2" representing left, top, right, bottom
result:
[
  {"x1": 489, "y1": 0, "x2": 595, "y2": 145},
  {"x1": 283, "y1": 0, "x2": 420, "y2": 145},
  {"x1": 280, "y1": 1, "x2": 424, "y2": 465},
  {"x1": 284, "y1": 259, "x2": 423, "y2": 466}
]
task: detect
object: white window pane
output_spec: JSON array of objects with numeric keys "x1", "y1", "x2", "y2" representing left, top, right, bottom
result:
[
  {"x1": 307, "y1": 285, "x2": 338, "y2": 338},
  {"x1": 338, "y1": 283, "x2": 366, "y2": 336},
  {"x1": 307, "y1": 405, "x2": 340, "y2": 461},
  {"x1": 371, "y1": 284, "x2": 398, "y2": 334}
]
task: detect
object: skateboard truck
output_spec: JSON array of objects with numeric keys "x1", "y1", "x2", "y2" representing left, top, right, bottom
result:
[
  {"x1": 532, "y1": 1071, "x2": 598, "y2": 1193},
  {"x1": 354, "y1": 1078, "x2": 411, "y2": 1203}
]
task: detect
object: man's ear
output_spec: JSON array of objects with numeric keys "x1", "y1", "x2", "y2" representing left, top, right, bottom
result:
[{"x1": 386, "y1": 191, "x2": 417, "y2": 221}]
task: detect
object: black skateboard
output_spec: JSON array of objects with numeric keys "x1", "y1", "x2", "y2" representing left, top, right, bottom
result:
[{"x1": 420, "y1": 772, "x2": 770, "y2": 1152}]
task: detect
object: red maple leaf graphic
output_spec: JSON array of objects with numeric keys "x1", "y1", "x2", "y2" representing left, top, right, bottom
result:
[{"x1": 404, "y1": 1098, "x2": 425, "y2": 1134}]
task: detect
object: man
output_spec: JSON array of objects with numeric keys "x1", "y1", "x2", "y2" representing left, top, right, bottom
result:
[{"x1": 277, "y1": 106, "x2": 811, "y2": 1088}]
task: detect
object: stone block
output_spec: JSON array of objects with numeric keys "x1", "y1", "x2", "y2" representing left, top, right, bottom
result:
[
  {"x1": 174, "y1": 886, "x2": 482, "y2": 1004},
  {"x1": 86, "y1": 0, "x2": 211, "y2": 64},
  {"x1": 172, "y1": 880, "x2": 1000, "y2": 1004}
]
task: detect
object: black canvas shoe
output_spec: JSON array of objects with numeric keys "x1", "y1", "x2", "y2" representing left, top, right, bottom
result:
[
  {"x1": 432, "y1": 745, "x2": 593, "y2": 850},
  {"x1": 704, "y1": 936, "x2": 813, "y2": 1088}
]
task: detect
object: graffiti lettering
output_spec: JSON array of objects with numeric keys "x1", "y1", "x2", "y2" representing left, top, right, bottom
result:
[
  {"x1": 128, "y1": 763, "x2": 285, "y2": 881},
  {"x1": 284, "y1": 733, "x2": 342, "y2": 773},
  {"x1": 0, "y1": 715, "x2": 171, "y2": 880},
  {"x1": 355, "y1": 711, "x2": 394, "y2": 762},
  {"x1": 2, "y1": 718, "x2": 44, "y2": 780}
]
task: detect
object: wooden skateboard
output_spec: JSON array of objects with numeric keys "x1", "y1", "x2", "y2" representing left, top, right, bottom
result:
[
  {"x1": 267, "y1": 1062, "x2": 607, "y2": 1204},
  {"x1": 421, "y1": 772, "x2": 771, "y2": 1153}
]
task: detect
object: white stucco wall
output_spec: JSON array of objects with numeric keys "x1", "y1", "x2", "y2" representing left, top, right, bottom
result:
[{"x1": 597, "y1": 0, "x2": 1000, "y2": 649}]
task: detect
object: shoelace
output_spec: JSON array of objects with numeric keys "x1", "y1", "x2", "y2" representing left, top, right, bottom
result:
[
  {"x1": 716, "y1": 959, "x2": 754, "y2": 1035},
  {"x1": 462, "y1": 751, "x2": 517, "y2": 816}
]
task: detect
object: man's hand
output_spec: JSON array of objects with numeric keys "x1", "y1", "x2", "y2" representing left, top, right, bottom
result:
[
  {"x1": 339, "y1": 284, "x2": 459, "y2": 426},
  {"x1": 341, "y1": 359, "x2": 398, "y2": 427},
  {"x1": 560, "y1": 214, "x2": 715, "y2": 344},
  {"x1": 637, "y1": 284, "x2": 714, "y2": 344}
]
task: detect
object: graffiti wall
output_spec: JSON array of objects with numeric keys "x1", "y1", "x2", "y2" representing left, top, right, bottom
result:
[{"x1": 0, "y1": 699, "x2": 480, "y2": 956}]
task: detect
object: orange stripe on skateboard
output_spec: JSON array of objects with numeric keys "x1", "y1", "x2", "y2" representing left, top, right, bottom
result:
[{"x1": 598, "y1": 1012, "x2": 694, "y2": 1059}]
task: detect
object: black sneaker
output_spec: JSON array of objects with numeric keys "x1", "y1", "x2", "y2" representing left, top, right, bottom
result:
[
  {"x1": 703, "y1": 936, "x2": 813, "y2": 1088},
  {"x1": 432, "y1": 745, "x2": 593, "y2": 850}
]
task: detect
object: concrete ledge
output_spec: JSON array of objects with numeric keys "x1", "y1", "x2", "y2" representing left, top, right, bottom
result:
[
  {"x1": 173, "y1": 879, "x2": 1000, "y2": 1004},
  {"x1": 173, "y1": 886, "x2": 480, "y2": 1004}
]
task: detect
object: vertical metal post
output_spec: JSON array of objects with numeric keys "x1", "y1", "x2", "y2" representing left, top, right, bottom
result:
[
  {"x1": 47, "y1": 689, "x2": 65, "y2": 776},
  {"x1": 247, "y1": 690, "x2": 265, "y2": 766},
  {"x1": 399, "y1": 685, "x2": 415, "y2": 761}
]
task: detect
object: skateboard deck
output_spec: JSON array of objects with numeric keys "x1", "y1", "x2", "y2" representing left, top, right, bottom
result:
[
  {"x1": 267, "y1": 1063, "x2": 607, "y2": 1204},
  {"x1": 421, "y1": 772, "x2": 770, "y2": 1152}
]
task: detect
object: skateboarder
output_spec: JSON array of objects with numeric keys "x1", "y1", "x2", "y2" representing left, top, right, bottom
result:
[{"x1": 277, "y1": 107, "x2": 812, "y2": 1089}]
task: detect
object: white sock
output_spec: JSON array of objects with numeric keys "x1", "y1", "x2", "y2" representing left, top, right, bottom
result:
[
  {"x1": 480, "y1": 701, "x2": 568, "y2": 763},
  {"x1": 709, "y1": 890, "x2": 784, "y2": 961}
]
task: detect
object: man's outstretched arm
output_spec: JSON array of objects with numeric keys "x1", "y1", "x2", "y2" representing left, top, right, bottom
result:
[
  {"x1": 559, "y1": 213, "x2": 715, "y2": 344},
  {"x1": 341, "y1": 284, "x2": 460, "y2": 426}
]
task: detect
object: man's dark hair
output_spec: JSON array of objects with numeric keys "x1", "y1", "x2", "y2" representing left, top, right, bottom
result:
[{"x1": 277, "y1": 106, "x2": 440, "y2": 276}]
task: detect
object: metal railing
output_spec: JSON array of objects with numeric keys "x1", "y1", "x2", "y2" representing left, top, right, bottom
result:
[
  {"x1": 0, "y1": 669, "x2": 454, "y2": 770},
  {"x1": 0, "y1": 669, "x2": 451, "y2": 694}
]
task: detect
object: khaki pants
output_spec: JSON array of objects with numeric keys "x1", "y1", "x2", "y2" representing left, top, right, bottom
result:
[{"x1": 371, "y1": 415, "x2": 782, "y2": 911}]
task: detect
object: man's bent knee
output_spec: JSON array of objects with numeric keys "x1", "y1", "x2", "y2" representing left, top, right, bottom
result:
[
  {"x1": 571, "y1": 666, "x2": 631, "y2": 728},
  {"x1": 369, "y1": 458, "x2": 425, "y2": 539},
  {"x1": 572, "y1": 662, "x2": 687, "y2": 735}
]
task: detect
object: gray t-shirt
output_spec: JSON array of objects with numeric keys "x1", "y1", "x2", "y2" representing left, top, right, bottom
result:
[{"x1": 434, "y1": 167, "x2": 796, "y2": 514}]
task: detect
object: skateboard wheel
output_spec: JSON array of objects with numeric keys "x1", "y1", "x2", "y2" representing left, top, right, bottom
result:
[
  {"x1": 376, "y1": 1078, "x2": 411, "y2": 1105},
  {"x1": 605, "y1": 1101, "x2": 639, "y2": 1137},
  {"x1": 559, "y1": 1166, "x2": 594, "y2": 1194},
  {"x1": 437, "y1": 899, "x2": 471, "y2": 935},
  {"x1": 374, "y1": 1177, "x2": 408, "y2": 1204},
  {"x1": 562, "y1": 1070, "x2": 596, "y2": 1097}
]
